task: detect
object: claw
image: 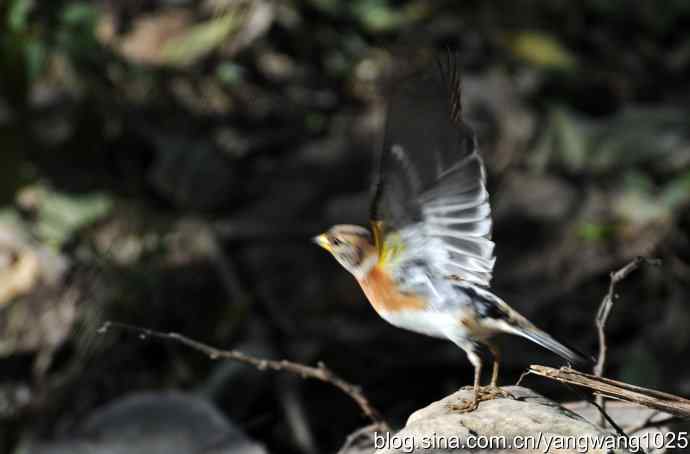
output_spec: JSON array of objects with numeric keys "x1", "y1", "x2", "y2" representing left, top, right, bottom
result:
[
  {"x1": 449, "y1": 397, "x2": 479, "y2": 413},
  {"x1": 476, "y1": 385, "x2": 515, "y2": 400},
  {"x1": 448, "y1": 386, "x2": 515, "y2": 413}
]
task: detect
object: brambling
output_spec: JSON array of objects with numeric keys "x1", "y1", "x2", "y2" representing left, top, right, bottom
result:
[{"x1": 315, "y1": 56, "x2": 589, "y2": 411}]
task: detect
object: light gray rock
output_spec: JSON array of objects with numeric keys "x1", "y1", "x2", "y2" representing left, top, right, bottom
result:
[
  {"x1": 369, "y1": 386, "x2": 635, "y2": 453},
  {"x1": 22, "y1": 392, "x2": 267, "y2": 454},
  {"x1": 563, "y1": 401, "x2": 673, "y2": 454}
]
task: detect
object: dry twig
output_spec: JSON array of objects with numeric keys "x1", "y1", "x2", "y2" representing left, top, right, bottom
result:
[
  {"x1": 528, "y1": 366, "x2": 690, "y2": 419},
  {"x1": 594, "y1": 257, "x2": 660, "y2": 377},
  {"x1": 98, "y1": 321, "x2": 390, "y2": 431},
  {"x1": 594, "y1": 256, "x2": 660, "y2": 425}
]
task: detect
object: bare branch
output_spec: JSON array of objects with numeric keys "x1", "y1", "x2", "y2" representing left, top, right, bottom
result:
[
  {"x1": 594, "y1": 256, "x2": 661, "y2": 425},
  {"x1": 528, "y1": 366, "x2": 690, "y2": 419},
  {"x1": 594, "y1": 257, "x2": 661, "y2": 377},
  {"x1": 98, "y1": 321, "x2": 390, "y2": 431},
  {"x1": 586, "y1": 398, "x2": 646, "y2": 454}
]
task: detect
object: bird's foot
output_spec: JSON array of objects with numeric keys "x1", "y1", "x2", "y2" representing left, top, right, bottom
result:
[
  {"x1": 460, "y1": 384, "x2": 514, "y2": 400},
  {"x1": 451, "y1": 385, "x2": 514, "y2": 413},
  {"x1": 477, "y1": 385, "x2": 515, "y2": 400},
  {"x1": 448, "y1": 396, "x2": 479, "y2": 413}
]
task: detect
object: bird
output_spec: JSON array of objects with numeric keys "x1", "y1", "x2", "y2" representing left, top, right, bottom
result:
[{"x1": 314, "y1": 54, "x2": 590, "y2": 411}]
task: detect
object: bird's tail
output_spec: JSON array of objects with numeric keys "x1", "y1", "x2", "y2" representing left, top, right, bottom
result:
[
  {"x1": 469, "y1": 287, "x2": 593, "y2": 367},
  {"x1": 509, "y1": 321, "x2": 592, "y2": 368}
]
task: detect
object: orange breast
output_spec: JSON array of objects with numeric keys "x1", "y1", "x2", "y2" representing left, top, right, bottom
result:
[{"x1": 357, "y1": 266, "x2": 427, "y2": 313}]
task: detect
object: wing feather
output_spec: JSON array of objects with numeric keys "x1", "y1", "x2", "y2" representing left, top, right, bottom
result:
[{"x1": 371, "y1": 54, "x2": 495, "y2": 287}]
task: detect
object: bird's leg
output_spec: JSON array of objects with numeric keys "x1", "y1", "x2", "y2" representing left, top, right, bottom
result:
[
  {"x1": 469, "y1": 354, "x2": 481, "y2": 406},
  {"x1": 478, "y1": 344, "x2": 514, "y2": 399},
  {"x1": 450, "y1": 350, "x2": 482, "y2": 413},
  {"x1": 458, "y1": 344, "x2": 513, "y2": 402},
  {"x1": 489, "y1": 343, "x2": 500, "y2": 388}
]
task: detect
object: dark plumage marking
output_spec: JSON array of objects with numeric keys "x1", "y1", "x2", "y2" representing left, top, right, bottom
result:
[
  {"x1": 435, "y1": 51, "x2": 463, "y2": 125},
  {"x1": 463, "y1": 285, "x2": 511, "y2": 322},
  {"x1": 335, "y1": 243, "x2": 364, "y2": 267}
]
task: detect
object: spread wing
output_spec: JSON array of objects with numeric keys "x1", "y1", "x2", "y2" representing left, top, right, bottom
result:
[{"x1": 370, "y1": 56, "x2": 495, "y2": 287}]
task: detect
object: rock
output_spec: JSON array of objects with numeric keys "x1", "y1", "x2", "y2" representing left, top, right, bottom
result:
[
  {"x1": 370, "y1": 386, "x2": 636, "y2": 453},
  {"x1": 22, "y1": 392, "x2": 267, "y2": 454},
  {"x1": 563, "y1": 401, "x2": 673, "y2": 453}
]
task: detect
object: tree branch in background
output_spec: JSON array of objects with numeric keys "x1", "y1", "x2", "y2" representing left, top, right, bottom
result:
[
  {"x1": 594, "y1": 257, "x2": 661, "y2": 377},
  {"x1": 626, "y1": 410, "x2": 681, "y2": 435},
  {"x1": 98, "y1": 321, "x2": 391, "y2": 432},
  {"x1": 528, "y1": 366, "x2": 690, "y2": 419},
  {"x1": 593, "y1": 256, "x2": 661, "y2": 425}
]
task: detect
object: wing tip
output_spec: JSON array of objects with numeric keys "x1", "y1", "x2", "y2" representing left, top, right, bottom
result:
[{"x1": 434, "y1": 51, "x2": 463, "y2": 126}]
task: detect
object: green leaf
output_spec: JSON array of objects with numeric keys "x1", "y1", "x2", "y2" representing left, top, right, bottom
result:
[
  {"x1": 216, "y1": 61, "x2": 244, "y2": 85},
  {"x1": 621, "y1": 171, "x2": 654, "y2": 194},
  {"x1": 162, "y1": 13, "x2": 240, "y2": 67},
  {"x1": 508, "y1": 31, "x2": 577, "y2": 70},
  {"x1": 8, "y1": 0, "x2": 33, "y2": 33},
  {"x1": 61, "y1": 2, "x2": 98, "y2": 28},
  {"x1": 576, "y1": 222, "x2": 614, "y2": 241},
  {"x1": 350, "y1": 0, "x2": 425, "y2": 33},
  {"x1": 660, "y1": 171, "x2": 690, "y2": 209},
  {"x1": 23, "y1": 185, "x2": 113, "y2": 248},
  {"x1": 23, "y1": 38, "x2": 46, "y2": 81}
]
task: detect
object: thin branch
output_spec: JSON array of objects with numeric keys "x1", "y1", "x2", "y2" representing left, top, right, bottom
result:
[
  {"x1": 528, "y1": 366, "x2": 690, "y2": 419},
  {"x1": 586, "y1": 397, "x2": 646, "y2": 454},
  {"x1": 625, "y1": 410, "x2": 660, "y2": 434},
  {"x1": 98, "y1": 321, "x2": 390, "y2": 431},
  {"x1": 594, "y1": 257, "x2": 660, "y2": 377},
  {"x1": 336, "y1": 423, "x2": 388, "y2": 454},
  {"x1": 545, "y1": 375, "x2": 648, "y2": 454},
  {"x1": 594, "y1": 256, "x2": 661, "y2": 425},
  {"x1": 514, "y1": 369, "x2": 531, "y2": 387}
]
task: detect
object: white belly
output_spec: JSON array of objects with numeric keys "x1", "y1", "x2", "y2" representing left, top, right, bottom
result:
[{"x1": 377, "y1": 309, "x2": 466, "y2": 340}]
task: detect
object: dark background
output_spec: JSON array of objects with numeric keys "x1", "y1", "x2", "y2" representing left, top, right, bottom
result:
[{"x1": 1, "y1": 0, "x2": 690, "y2": 453}]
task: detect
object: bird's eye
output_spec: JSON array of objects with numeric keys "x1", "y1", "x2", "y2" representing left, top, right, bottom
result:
[{"x1": 332, "y1": 238, "x2": 343, "y2": 246}]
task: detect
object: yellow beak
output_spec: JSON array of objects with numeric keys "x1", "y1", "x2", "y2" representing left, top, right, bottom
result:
[{"x1": 313, "y1": 234, "x2": 331, "y2": 252}]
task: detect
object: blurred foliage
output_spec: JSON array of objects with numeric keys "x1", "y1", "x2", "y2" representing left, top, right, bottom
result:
[
  {"x1": 1, "y1": 0, "x2": 690, "y2": 453},
  {"x1": 17, "y1": 185, "x2": 112, "y2": 248},
  {"x1": 308, "y1": 0, "x2": 430, "y2": 32},
  {"x1": 532, "y1": 107, "x2": 690, "y2": 176},
  {"x1": 506, "y1": 31, "x2": 577, "y2": 71},
  {"x1": 163, "y1": 11, "x2": 241, "y2": 67}
]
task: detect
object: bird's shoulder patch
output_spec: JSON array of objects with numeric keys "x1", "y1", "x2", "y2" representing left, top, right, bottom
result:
[{"x1": 371, "y1": 220, "x2": 407, "y2": 268}]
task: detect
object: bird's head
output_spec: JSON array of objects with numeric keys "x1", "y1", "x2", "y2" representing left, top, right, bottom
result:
[{"x1": 313, "y1": 225, "x2": 377, "y2": 279}]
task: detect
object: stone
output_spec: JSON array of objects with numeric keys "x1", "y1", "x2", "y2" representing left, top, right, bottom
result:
[
  {"x1": 369, "y1": 386, "x2": 636, "y2": 453},
  {"x1": 22, "y1": 392, "x2": 267, "y2": 454}
]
